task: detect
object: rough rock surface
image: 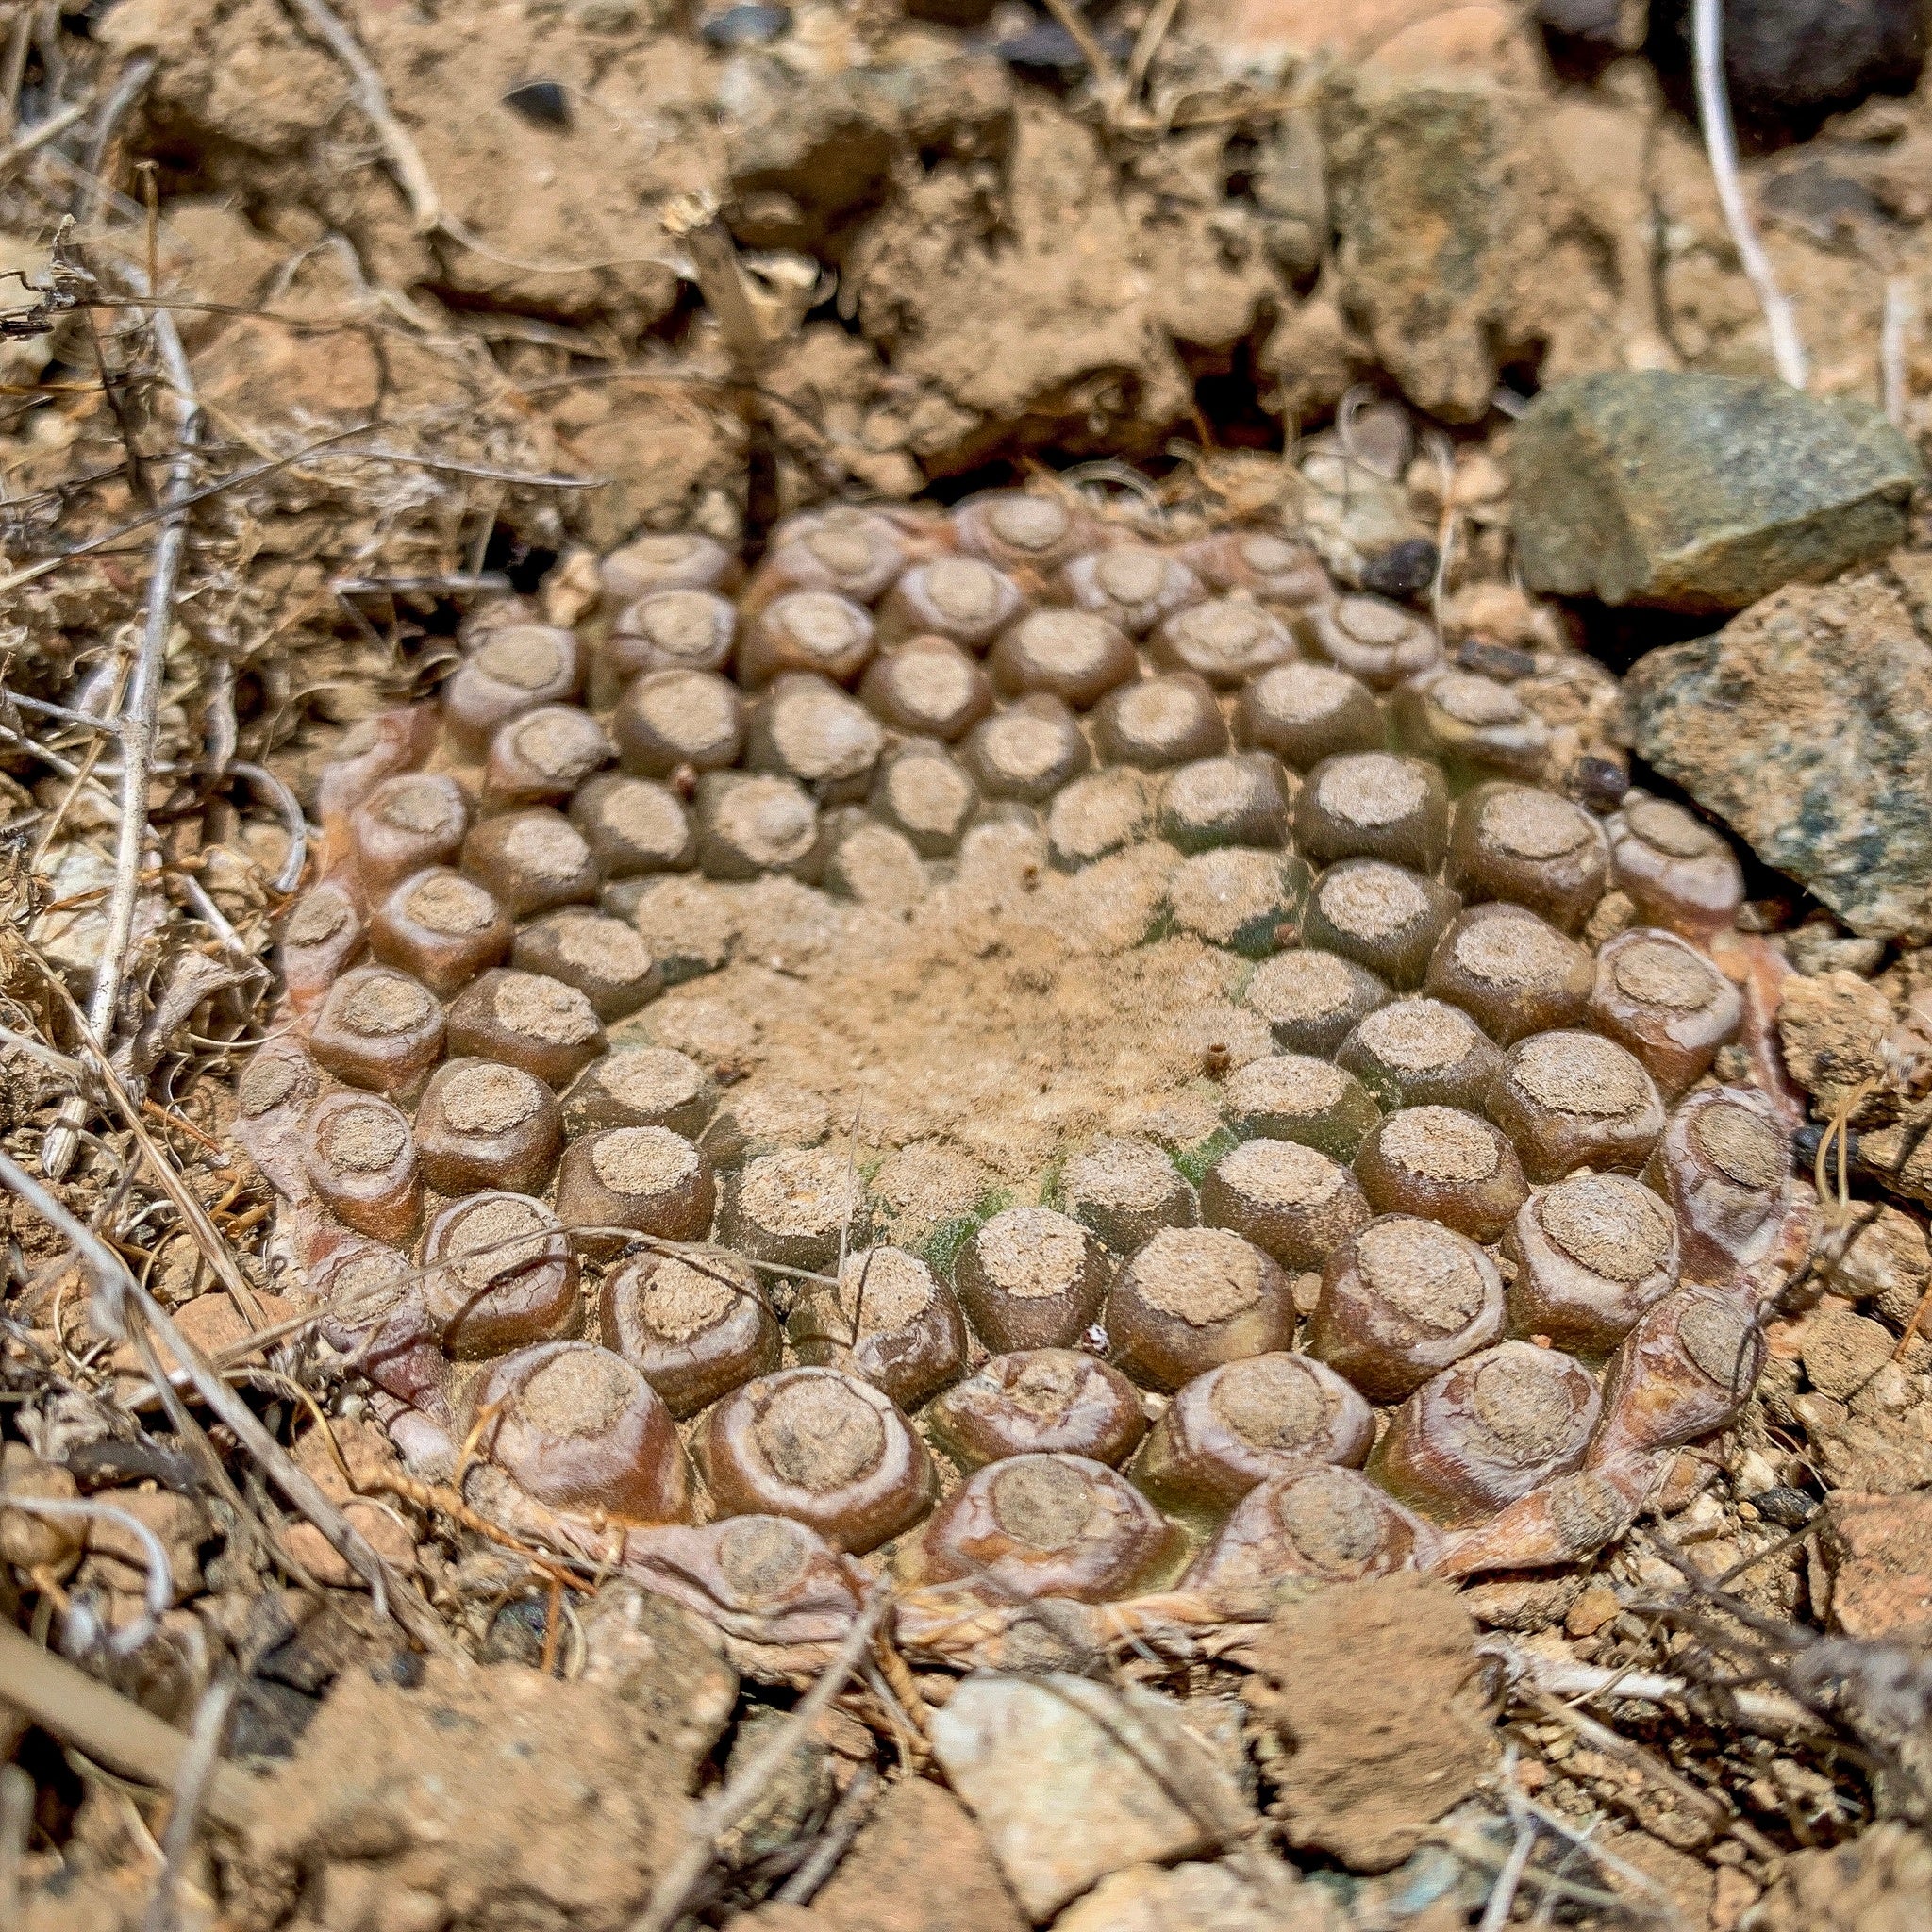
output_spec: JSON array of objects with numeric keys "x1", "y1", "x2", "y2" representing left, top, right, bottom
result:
[
  {"x1": 1621, "y1": 575, "x2": 1932, "y2": 941},
  {"x1": 1241, "y1": 1574, "x2": 1498, "y2": 1872},
  {"x1": 789, "y1": 1778, "x2": 1027, "y2": 1932},
  {"x1": 1051, "y1": 1859, "x2": 1341, "y2": 1932},
  {"x1": 1819, "y1": 1491, "x2": 1932, "y2": 1641},
  {"x1": 1747, "y1": 1822, "x2": 1932, "y2": 1932},
  {"x1": 237, "y1": 1659, "x2": 691, "y2": 1931},
  {"x1": 1650, "y1": 0, "x2": 1926, "y2": 134},
  {"x1": 927, "y1": 1673, "x2": 1251, "y2": 1921},
  {"x1": 1514, "y1": 373, "x2": 1921, "y2": 609},
  {"x1": 847, "y1": 101, "x2": 1279, "y2": 467},
  {"x1": 1320, "y1": 73, "x2": 1626, "y2": 422}
]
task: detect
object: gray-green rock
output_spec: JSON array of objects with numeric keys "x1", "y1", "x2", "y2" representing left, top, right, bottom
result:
[
  {"x1": 1516, "y1": 372, "x2": 1922, "y2": 611},
  {"x1": 1620, "y1": 572, "x2": 1932, "y2": 941}
]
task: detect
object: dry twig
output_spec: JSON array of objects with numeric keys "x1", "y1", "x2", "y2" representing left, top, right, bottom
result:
[
  {"x1": 634, "y1": 1590, "x2": 898, "y2": 1932},
  {"x1": 1691, "y1": 0, "x2": 1807, "y2": 388},
  {"x1": 0, "y1": 1622, "x2": 255, "y2": 1831},
  {"x1": 283, "y1": 0, "x2": 441, "y2": 232},
  {"x1": 141, "y1": 1677, "x2": 236, "y2": 1932}
]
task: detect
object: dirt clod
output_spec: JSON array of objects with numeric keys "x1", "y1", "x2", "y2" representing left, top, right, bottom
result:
[{"x1": 1241, "y1": 1574, "x2": 1498, "y2": 1871}]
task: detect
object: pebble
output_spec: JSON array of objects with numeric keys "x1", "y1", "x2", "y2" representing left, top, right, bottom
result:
[
  {"x1": 1621, "y1": 575, "x2": 1932, "y2": 941},
  {"x1": 1651, "y1": 0, "x2": 1926, "y2": 133},
  {"x1": 1053, "y1": 1858, "x2": 1338, "y2": 1932},
  {"x1": 928, "y1": 1672, "x2": 1250, "y2": 1921},
  {"x1": 1514, "y1": 372, "x2": 1920, "y2": 611},
  {"x1": 1818, "y1": 1490, "x2": 1932, "y2": 1640}
]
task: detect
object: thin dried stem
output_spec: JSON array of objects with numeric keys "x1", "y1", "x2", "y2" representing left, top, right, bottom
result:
[
  {"x1": 1691, "y1": 0, "x2": 1807, "y2": 388},
  {"x1": 0, "y1": 95, "x2": 86, "y2": 174},
  {"x1": 1882, "y1": 275, "x2": 1915, "y2": 426},
  {"x1": 141, "y1": 1677, "x2": 235, "y2": 1932},
  {"x1": 0, "y1": 1622, "x2": 256, "y2": 1831},
  {"x1": 284, "y1": 0, "x2": 441, "y2": 231},
  {"x1": 0, "y1": 1145, "x2": 457, "y2": 1659},
  {"x1": 773, "y1": 1763, "x2": 877, "y2": 1907},
  {"x1": 633, "y1": 1589, "x2": 897, "y2": 1932},
  {"x1": 42, "y1": 270, "x2": 202, "y2": 1180},
  {"x1": 1477, "y1": 1755, "x2": 1537, "y2": 1932}
]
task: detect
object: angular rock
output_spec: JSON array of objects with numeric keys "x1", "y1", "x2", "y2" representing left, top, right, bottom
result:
[
  {"x1": 724, "y1": 55, "x2": 1013, "y2": 253},
  {"x1": 241, "y1": 1658, "x2": 690, "y2": 1930},
  {"x1": 1241, "y1": 1574, "x2": 1497, "y2": 1872},
  {"x1": 1748, "y1": 1823, "x2": 1932, "y2": 1932},
  {"x1": 1053, "y1": 1859, "x2": 1340, "y2": 1932},
  {"x1": 1819, "y1": 1491, "x2": 1932, "y2": 1641},
  {"x1": 805, "y1": 1777, "x2": 1027, "y2": 1932},
  {"x1": 1514, "y1": 374, "x2": 1921, "y2": 611},
  {"x1": 1321, "y1": 73, "x2": 1624, "y2": 423},
  {"x1": 1621, "y1": 575, "x2": 1932, "y2": 941},
  {"x1": 928, "y1": 1672, "x2": 1252, "y2": 1921}
]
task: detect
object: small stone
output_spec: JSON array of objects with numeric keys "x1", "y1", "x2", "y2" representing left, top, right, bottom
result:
[
  {"x1": 1564, "y1": 1580, "x2": 1621, "y2": 1637},
  {"x1": 1054, "y1": 1859, "x2": 1336, "y2": 1932},
  {"x1": 1359, "y1": 537, "x2": 1439, "y2": 603},
  {"x1": 804, "y1": 1777, "x2": 1027, "y2": 1932},
  {"x1": 1819, "y1": 1491, "x2": 1932, "y2": 1641},
  {"x1": 1622, "y1": 575, "x2": 1932, "y2": 940},
  {"x1": 1651, "y1": 0, "x2": 1926, "y2": 135},
  {"x1": 1800, "y1": 1300, "x2": 1897, "y2": 1402},
  {"x1": 930, "y1": 1672, "x2": 1251, "y2": 1921},
  {"x1": 1514, "y1": 373, "x2": 1920, "y2": 612}
]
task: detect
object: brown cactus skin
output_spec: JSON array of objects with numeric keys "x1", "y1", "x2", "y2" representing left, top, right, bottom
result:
[
  {"x1": 1430, "y1": 1458, "x2": 1654, "y2": 1581},
  {"x1": 414, "y1": 1058, "x2": 564, "y2": 1198},
  {"x1": 617, "y1": 1515, "x2": 870, "y2": 1646},
  {"x1": 951, "y1": 1207, "x2": 1112, "y2": 1355},
  {"x1": 230, "y1": 1041, "x2": 325, "y2": 1200},
  {"x1": 1589, "y1": 928, "x2": 1742, "y2": 1099},
  {"x1": 1641, "y1": 1086, "x2": 1792, "y2": 1284},
  {"x1": 1500, "y1": 1173, "x2": 1681, "y2": 1357},
  {"x1": 788, "y1": 1247, "x2": 970, "y2": 1412},
  {"x1": 312, "y1": 1237, "x2": 449, "y2": 1420},
  {"x1": 1292, "y1": 751, "x2": 1449, "y2": 874},
  {"x1": 314, "y1": 705, "x2": 441, "y2": 869},
  {"x1": 1369, "y1": 1341, "x2": 1601, "y2": 1528},
  {"x1": 441, "y1": 624, "x2": 584, "y2": 756},
  {"x1": 1129, "y1": 1352, "x2": 1373, "y2": 1522},
  {"x1": 279, "y1": 880, "x2": 368, "y2": 1014},
  {"x1": 924, "y1": 1350, "x2": 1147, "y2": 1472},
  {"x1": 445, "y1": 969, "x2": 608, "y2": 1090},
  {"x1": 1306, "y1": 1215, "x2": 1506, "y2": 1404},
  {"x1": 600, "y1": 1243, "x2": 780, "y2": 1420},
  {"x1": 1606, "y1": 794, "x2": 1744, "y2": 941},
  {"x1": 423, "y1": 1193, "x2": 581, "y2": 1358},
  {"x1": 1590, "y1": 1280, "x2": 1768, "y2": 1466},
  {"x1": 553, "y1": 1126, "x2": 716, "y2": 1255},
  {"x1": 252, "y1": 516, "x2": 1824, "y2": 1648},
  {"x1": 1352, "y1": 1106, "x2": 1528, "y2": 1245},
  {"x1": 368, "y1": 867, "x2": 513, "y2": 997},
  {"x1": 1424, "y1": 902, "x2": 1594, "y2": 1047},
  {"x1": 303, "y1": 1091, "x2": 423, "y2": 1245},
  {"x1": 906, "y1": 1453, "x2": 1187, "y2": 1602},
  {"x1": 1446, "y1": 780, "x2": 1610, "y2": 936},
  {"x1": 1104, "y1": 1227, "x2": 1297, "y2": 1394},
  {"x1": 697, "y1": 1367, "x2": 937, "y2": 1556},
  {"x1": 307, "y1": 965, "x2": 445, "y2": 1099},
  {"x1": 1487, "y1": 1031, "x2": 1666, "y2": 1184},
  {"x1": 952, "y1": 490, "x2": 1093, "y2": 575},
  {"x1": 741, "y1": 509, "x2": 908, "y2": 614},
  {"x1": 1186, "y1": 1465, "x2": 1438, "y2": 1592},
  {"x1": 471, "y1": 1341, "x2": 691, "y2": 1524},
  {"x1": 351, "y1": 773, "x2": 471, "y2": 897}
]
